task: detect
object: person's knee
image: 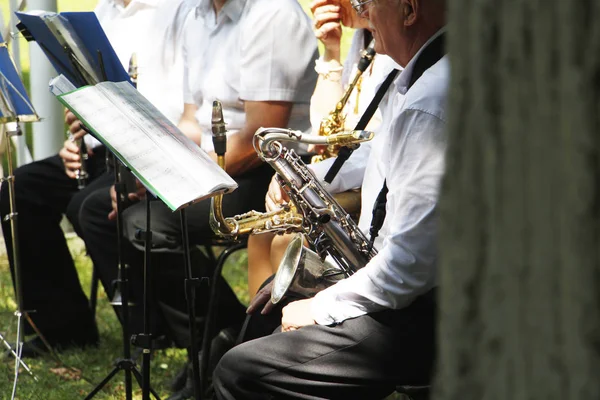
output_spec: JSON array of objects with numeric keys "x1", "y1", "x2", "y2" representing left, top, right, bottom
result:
[
  {"x1": 121, "y1": 204, "x2": 147, "y2": 248},
  {"x1": 213, "y1": 347, "x2": 246, "y2": 398},
  {"x1": 79, "y1": 189, "x2": 108, "y2": 229}
]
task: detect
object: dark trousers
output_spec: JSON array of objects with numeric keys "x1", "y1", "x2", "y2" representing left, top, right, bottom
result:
[
  {"x1": 0, "y1": 150, "x2": 111, "y2": 337},
  {"x1": 213, "y1": 290, "x2": 437, "y2": 400},
  {"x1": 79, "y1": 163, "x2": 274, "y2": 347}
]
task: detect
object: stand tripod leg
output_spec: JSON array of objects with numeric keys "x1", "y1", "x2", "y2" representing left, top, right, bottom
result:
[
  {"x1": 131, "y1": 368, "x2": 161, "y2": 400},
  {"x1": 84, "y1": 367, "x2": 121, "y2": 400},
  {"x1": 0, "y1": 331, "x2": 36, "y2": 380}
]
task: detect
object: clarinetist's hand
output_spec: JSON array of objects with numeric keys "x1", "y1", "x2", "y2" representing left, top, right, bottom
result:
[
  {"x1": 108, "y1": 179, "x2": 147, "y2": 221},
  {"x1": 65, "y1": 109, "x2": 87, "y2": 138},
  {"x1": 60, "y1": 110, "x2": 89, "y2": 179},
  {"x1": 59, "y1": 139, "x2": 83, "y2": 179},
  {"x1": 265, "y1": 174, "x2": 290, "y2": 212}
]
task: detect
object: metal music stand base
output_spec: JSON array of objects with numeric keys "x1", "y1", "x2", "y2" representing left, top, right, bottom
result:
[
  {"x1": 82, "y1": 156, "x2": 159, "y2": 400},
  {"x1": 0, "y1": 123, "x2": 47, "y2": 396},
  {"x1": 180, "y1": 208, "x2": 205, "y2": 400}
]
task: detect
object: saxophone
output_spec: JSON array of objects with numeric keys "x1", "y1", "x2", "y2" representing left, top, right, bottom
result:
[
  {"x1": 209, "y1": 106, "x2": 377, "y2": 303},
  {"x1": 253, "y1": 128, "x2": 378, "y2": 303},
  {"x1": 209, "y1": 101, "x2": 305, "y2": 239},
  {"x1": 311, "y1": 40, "x2": 375, "y2": 163}
]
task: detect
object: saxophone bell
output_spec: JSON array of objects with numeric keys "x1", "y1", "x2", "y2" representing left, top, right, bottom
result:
[{"x1": 271, "y1": 234, "x2": 344, "y2": 304}]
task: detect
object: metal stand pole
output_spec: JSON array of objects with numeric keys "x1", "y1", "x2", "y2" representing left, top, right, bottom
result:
[
  {"x1": 180, "y1": 208, "x2": 203, "y2": 400},
  {"x1": 131, "y1": 194, "x2": 155, "y2": 400},
  {"x1": 1, "y1": 123, "x2": 38, "y2": 399},
  {"x1": 83, "y1": 157, "x2": 159, "y2": 400}
]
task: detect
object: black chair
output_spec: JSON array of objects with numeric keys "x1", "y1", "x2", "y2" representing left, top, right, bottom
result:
[{"x1": 198, "y1": 237, "x2": 248, "y2": 395}]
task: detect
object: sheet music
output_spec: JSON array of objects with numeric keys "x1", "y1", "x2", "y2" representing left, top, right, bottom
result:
[
  {"x1": 57, "y1": 81, "x2": 237, "y2": 211},
  {"x1": 42, "y1": 13, "x2": 102, "y2": 84},
  {"x1": 0, "y1": 33, "x2": 38, "y2": 121}
]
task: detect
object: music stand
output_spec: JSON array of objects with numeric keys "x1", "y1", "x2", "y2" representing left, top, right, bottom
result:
[
  {"x1": 0, "y1": 36, "x2": 41, "y2": 399},
  {"x1": 15, "y1": 14, "x2": 156, "y2": 399}
]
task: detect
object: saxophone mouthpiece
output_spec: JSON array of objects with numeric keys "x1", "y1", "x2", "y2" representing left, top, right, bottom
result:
[
  {"x1": 357, "y1": 40, "x2": 376, "y2": 72},
  {"x1": 326, "y1": 130, "x2": 374, "y2": 146},
  {"x1": 212, "y1": 100, "x2": 227, "y2": 156}
]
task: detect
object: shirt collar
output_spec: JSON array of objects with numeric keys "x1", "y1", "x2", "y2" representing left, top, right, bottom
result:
[
  {"x1": 196, "y1": 0, "x2": 246, "y2": 22},
  {"x1": 395, "y1": 27, "x2": 446, "y2": 95}
]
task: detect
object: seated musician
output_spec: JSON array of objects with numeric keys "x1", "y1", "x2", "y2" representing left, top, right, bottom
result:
[
  {"x1": 0, "y1": 0, "x2": 185, "y2": 357},
  {"x1": 78, "y1": 0, "x2": 318, "y2": 396},
  {"x1": 213, "y1": 0, "x2": 447, "y2": 398},
  {"x1": 246, "y1": 0, "x2": 397, "y2": 298}
]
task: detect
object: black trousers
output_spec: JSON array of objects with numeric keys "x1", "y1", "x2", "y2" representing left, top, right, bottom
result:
[
  {"x1": 0, "y1": 150, "x2": 111, "y2": 337},
  {"x1": 79, "y1": 163, "x2": 274, "y2": 347},
  {"x1": 213, "y1": 290, "x2": 437, "y2": 400}
]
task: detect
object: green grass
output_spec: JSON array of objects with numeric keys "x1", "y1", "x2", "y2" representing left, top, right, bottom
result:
[{"x1": 0, "y1": 237, "x2": 250, "y2": 399}]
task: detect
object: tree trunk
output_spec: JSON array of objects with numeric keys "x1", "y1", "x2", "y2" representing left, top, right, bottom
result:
[{"x1": 437, "y1": 1, "x2": 600, "y2": 399}]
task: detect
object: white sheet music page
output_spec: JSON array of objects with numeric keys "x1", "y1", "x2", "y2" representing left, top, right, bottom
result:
[{"x1": 57, "y1": 81, "x2": 237, "y2": 211}]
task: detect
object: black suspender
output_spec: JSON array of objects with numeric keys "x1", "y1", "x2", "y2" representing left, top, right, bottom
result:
[{"x1": 324, "y1": 68, "x2": 400, "y2": 184}]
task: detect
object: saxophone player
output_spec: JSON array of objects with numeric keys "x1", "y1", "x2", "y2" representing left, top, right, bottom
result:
[
  {"x1": 214, "y1": 0, "x2": 447, "y2": 398},
  {"x1": 246, "y1": 0, "x2": 398, "y2": 298}
]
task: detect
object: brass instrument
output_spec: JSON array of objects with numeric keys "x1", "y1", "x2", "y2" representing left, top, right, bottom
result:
[
  {"x1": 311, "y1": 40, "x2": 375, "y2": 163},
  {"x1": 209, "y1": 101, "x2": 304, "y2": 239},
  {"x1": 252, "y1": 127, "x2": 377, "y2": 303},
  {"x1": 208, "y1": 105, "x2": 377, "y2": 304}
]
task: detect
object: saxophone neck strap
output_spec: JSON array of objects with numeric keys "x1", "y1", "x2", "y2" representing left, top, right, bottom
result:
[
  {"x1": 324, "y1": 68, "x2": 400, "y2": 184},
  {"x1": 368, "y1": 32, "x2": 447, "y2": 245}
]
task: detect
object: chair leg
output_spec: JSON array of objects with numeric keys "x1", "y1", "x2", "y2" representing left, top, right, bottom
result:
[{"x1": 199, "y1": 242, "x2": 247, "y2": 395}]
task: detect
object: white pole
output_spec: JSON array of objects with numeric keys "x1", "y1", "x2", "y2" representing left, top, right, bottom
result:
[{"x1": 27, "y1": 0, "x2": 64, "y2": 161}]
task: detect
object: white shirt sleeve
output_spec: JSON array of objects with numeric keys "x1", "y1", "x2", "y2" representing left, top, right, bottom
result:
[
  {"x1": 239, "y1": 3, "x2": 317, "y2": 102},
  {"x1": 181, "y1": 10, "x2": 197, "y2": 106},
  {"x1": 311, "y1": 109, "x2": 446, "y2": 325}
]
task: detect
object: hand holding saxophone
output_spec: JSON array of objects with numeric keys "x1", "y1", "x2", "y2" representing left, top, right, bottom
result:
[{"x1": 265, "y1": 174, "x2": 290, "y2": 212}]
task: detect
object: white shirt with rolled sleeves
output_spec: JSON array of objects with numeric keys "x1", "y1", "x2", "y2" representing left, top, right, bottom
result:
[
  {"x1": 310, "y1": 43, "x2": 449, "y2": 325},
  {"x1": 94, "y1": 0, "x2": 186, "y2": 124},
  {"x1": 181, "y1": 0, "x2": 318, "y2": 152},
  {"x1": 83, "y1": 0, "x2": 186, "y2": 150}
]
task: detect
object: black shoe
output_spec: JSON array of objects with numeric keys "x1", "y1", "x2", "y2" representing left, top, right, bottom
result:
[
  {"x1": 166, "y1": 369, "x2": 195, "y2": 400},
  {"x1": 169, "y1": 361, "x2": 190, "y2": 392},
  {"x1": 167, "y1": 327, "x2": 237, "y2": 400}
]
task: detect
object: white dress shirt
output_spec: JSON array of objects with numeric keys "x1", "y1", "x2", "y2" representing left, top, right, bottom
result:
[
  {"x1": 311, "y1": 33, "x2": 449, "y2": 325},
  {"x1": 82, "y1": 0, "x2": 186, "y2": 149},
  {"x1": 182, "y1": 0, "x2": 318, "y2": 152},
  {"x1": 94, "y1": 0, "x2": 186, "y2": 124}
]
